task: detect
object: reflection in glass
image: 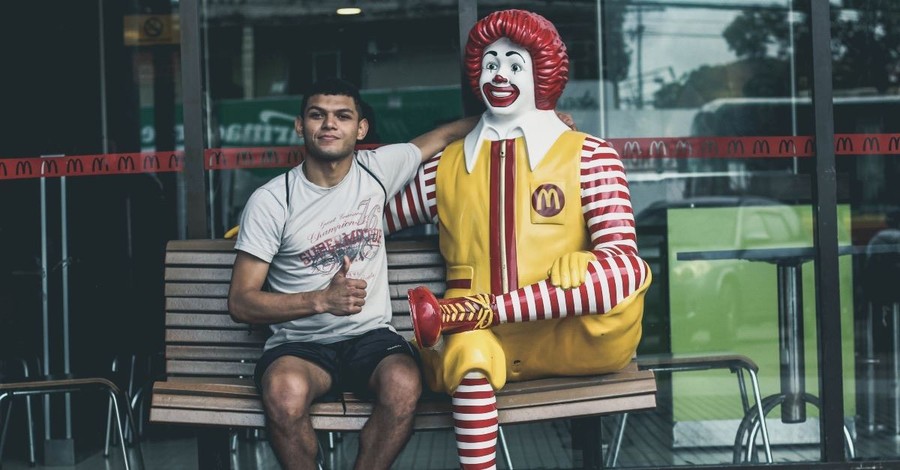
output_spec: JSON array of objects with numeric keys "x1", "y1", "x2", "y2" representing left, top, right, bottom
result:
[
  {"x1": 201, "y1": 1, "x2": 463, "y2": 236},
  {"x1": 833, "y1": 0, "x2": 900, "y2": 461}
]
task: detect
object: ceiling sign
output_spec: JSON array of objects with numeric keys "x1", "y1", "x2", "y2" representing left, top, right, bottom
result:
[{"x1": 124, "y1": 14, "x2": 180, "y2": 46}]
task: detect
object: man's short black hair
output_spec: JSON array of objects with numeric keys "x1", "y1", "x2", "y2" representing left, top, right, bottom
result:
[{"x1": 301, "y1": 77, "x2": 364, "y2": 116}]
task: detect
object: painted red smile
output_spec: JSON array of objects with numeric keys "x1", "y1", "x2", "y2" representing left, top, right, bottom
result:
[{"x1": 482, "y1": 83, "x2": 520, "y2": 108}]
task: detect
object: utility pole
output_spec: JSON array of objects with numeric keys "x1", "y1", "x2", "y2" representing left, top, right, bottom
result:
[{"x1": 635, "y1": 4, "x2": 645, "y2": 109}]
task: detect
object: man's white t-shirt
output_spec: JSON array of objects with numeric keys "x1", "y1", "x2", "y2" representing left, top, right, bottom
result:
[{"x1": 235, "y1": 144, "x2": 421, "y2": 350}]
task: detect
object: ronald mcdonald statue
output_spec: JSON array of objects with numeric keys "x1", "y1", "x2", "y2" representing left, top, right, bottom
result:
[{"x1": 385, "y1": 9, "x2": 651, "y2": 469}]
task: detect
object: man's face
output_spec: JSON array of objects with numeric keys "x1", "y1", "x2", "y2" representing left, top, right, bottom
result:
[
  {"x1": 478, "y1": 37, "x2": 536, "y2": 117},
  {"x1": 295, "y1": 94, "x2": 368, "y2": 162}
]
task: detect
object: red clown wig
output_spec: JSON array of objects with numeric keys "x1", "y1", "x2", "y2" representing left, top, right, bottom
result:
[{"x1": 465, "y1": 9, "x2": 569, "y2": 110}]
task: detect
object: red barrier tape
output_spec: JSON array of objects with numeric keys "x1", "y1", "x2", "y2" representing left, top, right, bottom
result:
[
  {"x1": 0, "y1": 152, "x2": 184, "y2": 181},
  {"x1": 606, "y1": 134, "x2": 900, "y2": 159},
  {"x1": 2, "y1": 135, "x2": 898, "y2": 180}
]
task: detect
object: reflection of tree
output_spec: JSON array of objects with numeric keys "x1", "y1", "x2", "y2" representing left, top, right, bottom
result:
[
  {"x1": 602, "y1": 1, "x2": 631, "y2": 84},
  {"x1": 654, "y1": 1, "x2": 900, "y2": 108},
  {"x1": 655, "y1": 58, "x2": 789, "y2": 108}
]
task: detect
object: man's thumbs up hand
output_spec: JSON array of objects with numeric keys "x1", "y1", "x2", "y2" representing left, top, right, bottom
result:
[{"x1": 321, "y1": 256, "x2": 368, "y2": 316}]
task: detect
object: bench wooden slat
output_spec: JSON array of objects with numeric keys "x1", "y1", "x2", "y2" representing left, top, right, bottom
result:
[
  {"x1": 498, "y1": 362, "x2": 640, "y2": 395},
  {"x1": 166, "y1": 283, "x2": 231, "y2": 298},
  {"x1": 166, "y1": 360, "x2": 256, "y2": 377},
  {"x1": 150, "y1": 408, "x2": 264, "y2": 428},
  {"x1": 496, "y1": 372, "x2": 656, "y2": 410},
  {"x1": 498, "y1": 393, "x2": 657, "y2": 424},
  {"x1": 166, "y1": 345, "x2": 262, "y2": 361},
  {"x1": 166, "y1": 313, "x2": 242, "y2": 328},
  {"x1": 385, "y1": 251, "x2": 444, "y2": 266},
  {"x1": 381, "y1": 239, "x2": 439, "y2": 252},
  {"x1": 166, "y1": 239, "x2": 236, "y2": 252},
  {"x1": 165, "y1": 377, "x2": 256, "y2": 385},
  {"x1": 154, "y1": 393, "x2": 264, "y2": 414},
  {"x1": 166, "y1": 251, "x2": 237, "y2": 266},
  {"x1": 387, "y1": 267, "x2": 444, "y2": 283},
  {"x1": 166, "y1": 329, "x2": 268, "y2": 345},
  {"x1": 154, "y1": 381, "x2": 258, "y2": 397},
  {"x1": 166, "y1": 296, "x2": 228, "y2": 312},
  {"x1": 166, "y1": 267, "x2": 232, "y2": 282}
]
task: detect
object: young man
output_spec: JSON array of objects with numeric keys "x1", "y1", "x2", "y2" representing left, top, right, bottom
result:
[
  {"x1": 385, "y1": 10, "x2": 651, "y2": 469},
  {"x1": 227, "y1": 77, "x2": 476, "y2": 470}
]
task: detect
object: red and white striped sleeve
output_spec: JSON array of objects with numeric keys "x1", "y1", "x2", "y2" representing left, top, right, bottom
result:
[
  {"x1": 556, "y1": 135, "x2": 649, "y2": 310},
  {"x1": 383, "y1": 153, "x2": 441, "y2": 235},
  {"x1": 580, "y1": 136, "x2": 639, "y2": 257}
]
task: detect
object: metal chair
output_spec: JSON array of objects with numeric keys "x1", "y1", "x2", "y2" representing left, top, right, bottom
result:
[
  {"x1": 0, "y1": 358, "x2": 37, "y2": 466},
  {"x1": 606, "y1": 354, "x2": 772, "y2": 466},
  {"x1": 104, "y1": 352, "x2": 163, "y2": 454},
  {"x1": 0, "y1": 374, "x2": 144, "y2": 469}
]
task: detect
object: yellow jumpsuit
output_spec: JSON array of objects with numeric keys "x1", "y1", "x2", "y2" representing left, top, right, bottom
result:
[{"x1": 418, "y1": 131, "x2": 650, "y2": 393}]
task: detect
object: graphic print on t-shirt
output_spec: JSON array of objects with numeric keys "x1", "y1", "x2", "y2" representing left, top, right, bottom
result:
[{"x1": 298, "y1": 197, "x2": 383, "y2": 274}]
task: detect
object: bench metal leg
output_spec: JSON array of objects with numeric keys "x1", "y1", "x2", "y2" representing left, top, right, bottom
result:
[
  {"x1": 108, "y1": 388, "x2": 144, "y2": 470},
  {"x1": 131, "y1": 385, "x2": 147, "y2": 439},
  {"x1": 572, "y1": 416, "x2": 604, "y2": 469},
  {"x1": 497, "y1": 425, "x2": 513, "y2": 469},
  {"x1": 197, "y1": 427, "x2": 232, "y2": 470},
  {"x1": 605, "y1": 413, "x2": 628, "y2": 468},
  {"x1": 0, "y1": 393, "x2": 11, "y2": 466}
]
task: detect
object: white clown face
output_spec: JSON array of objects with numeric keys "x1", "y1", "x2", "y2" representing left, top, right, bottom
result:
[{"x1": 478, "y1": 37, "x2": 536, "y2": 117}]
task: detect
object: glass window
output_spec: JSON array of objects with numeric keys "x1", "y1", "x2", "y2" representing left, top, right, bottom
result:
[
  {"x1": 835, "y1": 0, "x2": 900, "y2": 460},
  {"x1": 202, "y1": 1, "x2": 464, "y2": 236},
  {"x1": 589, "y1": 1, "x2": 853, "y2": 466}
]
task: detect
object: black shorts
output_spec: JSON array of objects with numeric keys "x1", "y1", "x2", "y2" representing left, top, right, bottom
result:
[{"x1": 254, "y1": 327, "x2": 419, "y2": 400}]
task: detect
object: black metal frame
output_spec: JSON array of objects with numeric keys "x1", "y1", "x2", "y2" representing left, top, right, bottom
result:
[
  {"x1": 175, "y1": 0, "x2": 887, "y2": 467},
  {"x1": 808, "y1": 0, "x2": 844, "y2": 463},
  {"x1": 180, "y1": 0, "x2": 209, "y2": 239}
]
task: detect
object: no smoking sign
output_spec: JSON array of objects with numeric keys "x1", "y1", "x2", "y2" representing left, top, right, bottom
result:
[{"x1": 124, "y1": 14, "x2": 180, "y2": 46}]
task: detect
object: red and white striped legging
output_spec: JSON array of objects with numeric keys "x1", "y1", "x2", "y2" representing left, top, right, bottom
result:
[{"x1": 453, "y1": 372, "x2": 498, "y2": 470}]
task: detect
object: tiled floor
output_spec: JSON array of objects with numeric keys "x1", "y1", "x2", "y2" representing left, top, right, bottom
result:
[
  {"x1": 4, "y1": 409, "x2": 900, "y2": 469},
  {"x1": 0, "y1": 417, "x2": 870, "y2": 470}
]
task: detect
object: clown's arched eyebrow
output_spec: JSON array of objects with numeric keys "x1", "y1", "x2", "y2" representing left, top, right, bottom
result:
[
  {"x1": 484, "y1": 51, "x2": 498, "y2": 57},
  {"x1": 505, "y1": 51, "x2": 525, "y2": 59}
]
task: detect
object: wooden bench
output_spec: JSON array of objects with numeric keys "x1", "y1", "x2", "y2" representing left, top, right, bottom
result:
[{"x1": 150, "y1": 238, "x2": 657, "y2": 468}]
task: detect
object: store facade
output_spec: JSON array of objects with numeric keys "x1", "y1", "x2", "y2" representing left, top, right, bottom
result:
[{"x1": 3, "y1": 0, "x2": 900, "y2": 468}]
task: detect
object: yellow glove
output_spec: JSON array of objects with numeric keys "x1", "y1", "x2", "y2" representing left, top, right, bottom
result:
[
  {"x1": 224, "y1": 225, "x2": 240, "y2": 239},
  {"x1": 549, "y1": 251, "x2": 597, "y2": 289}
]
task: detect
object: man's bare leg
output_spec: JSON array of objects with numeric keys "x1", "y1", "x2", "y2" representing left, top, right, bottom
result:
[
  {"x1": 354, "y1": 354, "x2": 422, "y2": 470},
  {"x1": 260, "y1": 356, "x2": 332, "y2": 470}
]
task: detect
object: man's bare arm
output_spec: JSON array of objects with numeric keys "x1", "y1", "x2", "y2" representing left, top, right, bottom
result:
[
  {"x1": 409, "y1": 115, "x2": 479, "y2": 162},
  {"x1": 228, "y1": 251, "x2": 367, "y2": 324}
]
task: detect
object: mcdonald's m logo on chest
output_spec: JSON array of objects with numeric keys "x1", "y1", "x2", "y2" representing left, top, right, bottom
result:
[{"x1": 531, "y1": 184, "x2": 565, "y2": 217}]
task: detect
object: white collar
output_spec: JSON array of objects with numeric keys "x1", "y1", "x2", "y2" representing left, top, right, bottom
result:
[{"x1": 463, "y1": 110, "x2": 570, "y2": 173}]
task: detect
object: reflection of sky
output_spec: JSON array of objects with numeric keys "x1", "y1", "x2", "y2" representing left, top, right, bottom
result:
[{"x1": 620, "y1": 4, "x2": 750, "y2": 107}]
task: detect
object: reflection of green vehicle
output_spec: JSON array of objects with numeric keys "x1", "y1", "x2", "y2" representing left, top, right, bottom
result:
[
  {"x1": 636, "y1": 196, "x2": 803, "y2": 346},
  {"x1": 670, "y1": 197, "x2": 802, "y2": 342}
]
